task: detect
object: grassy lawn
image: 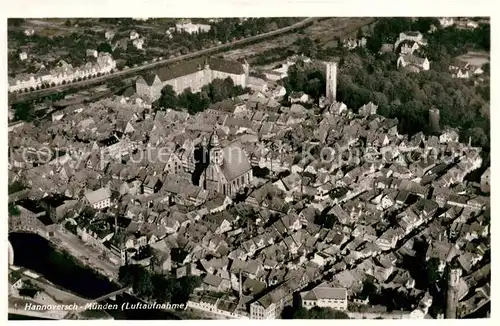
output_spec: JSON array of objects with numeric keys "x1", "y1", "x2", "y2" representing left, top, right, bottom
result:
[{"x1": 456, "y1": 51, "x2": 490, "y2": 67}]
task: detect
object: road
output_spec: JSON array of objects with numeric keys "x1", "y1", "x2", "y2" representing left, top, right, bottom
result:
[
  {"x1": 9, "y1": 17, "x2": 316, "y2": 104},
  {"x1": 53, "y1": 229, "x2": 119, "y2": 280}
]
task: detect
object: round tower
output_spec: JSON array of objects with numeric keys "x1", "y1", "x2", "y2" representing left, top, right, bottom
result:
[
  {"x1": 429, "y1": 108, "x2": 440, "y2": 134},
  {"x1": 325, "y1": 61, "x2": 338, "y2": 103},
  {"x1": 209, "y1": 132, "x2": 223, "y2": 166}
]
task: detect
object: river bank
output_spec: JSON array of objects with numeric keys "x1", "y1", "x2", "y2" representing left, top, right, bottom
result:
[
  {"x1": 8, "y1": 232, "x2": 190, "y2": 320},
  {"x1": 9, "y1": 233, "x2": 119, "y2": 300},
  {"x1": 50, "y1": 227, "x2": 120, "y2": 280}
]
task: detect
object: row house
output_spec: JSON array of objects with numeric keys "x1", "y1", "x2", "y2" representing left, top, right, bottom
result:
[{"x1": 8, "y1": 53, "x2": 116, "y2": 93}]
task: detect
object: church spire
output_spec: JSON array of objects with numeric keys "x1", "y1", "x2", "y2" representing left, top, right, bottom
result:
[
  {"x1": 209, "y1": 131, "x2": 223, "y2": 166},
  {"x1": 210, "y1": 131, "x2": 220, "y2": 148}
]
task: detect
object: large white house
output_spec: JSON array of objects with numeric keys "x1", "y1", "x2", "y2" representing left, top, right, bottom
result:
[
  {"x1": 397, "y1": 54, "x2": 430, "y2": 72},
  {"x1": 175, "y1": 22, "x2": 211, "y2": 34},
  {"x1": 439, "y1": 17, "x2": 455, "y2": 28},
  {"x1": 84, "y1": 187, "x2": 112, "y2": 209},
  {"x1": 300, "y1": 283, "x2": 348, "y2": 311}
]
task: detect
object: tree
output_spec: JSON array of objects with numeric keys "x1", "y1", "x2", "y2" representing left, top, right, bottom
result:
[
  {"x1": 8, "y1": 203, "x2": 20, "y2": 217},
  {"x1": 356, "y1": 28, "x2": 364, "y2": 40},
  {"x1": 81, "y1": 206, "x2": 97, "y2": 219},
  {"x1": 134, "y1": 267, "x2": 154, "y2": 298},
  {"x1": 426, "y1": 257, "x2": 441, "y2": 285},
  {"x1": 413, "y1": 17, "x2": 440, "y2": 33},
  {"x1": 482, "y1": 62, "x2": 490, "y2": 74},
  {"x1": 8, "y1": 181, "x2": 26, "y2": 194},
  {"x1": 9, "y1": 18, "x2": 25, "y2": 27},
  {"x1": 151, "y1": 274, "x2": 172, "y2": 303},
  {"x1": 158, "y1": 85, "x2": 178, "y2": 110},
  {"x1": 285, "y1": 306, "x2": 350, "y2": 319},
  {"x1": 13, "y1": 102, "x2": 34, "y2": 121},
  {"x1": 97, "y1": 42, "x2": 113, "y2": 54},
  {"x1": 465, "y1": 127, "x2": 489, "y2": 148}
]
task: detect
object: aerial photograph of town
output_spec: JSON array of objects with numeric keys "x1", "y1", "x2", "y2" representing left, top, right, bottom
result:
[{"x1": 7, "y1": 16, "x2": 490, "y2": 320}]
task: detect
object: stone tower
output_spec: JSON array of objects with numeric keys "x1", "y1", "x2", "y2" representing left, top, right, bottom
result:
[
  {"x1": 209, "y1": 132, "x2": 223, "y2": 166},
  {"x1": 429, "y1": 108, "x2": 440, "y2": 134},
  {"x1": 243, "y1": 59, "x2": 250, "y2": 87},
  {"x1": 326, "y1": 61, "x2": 338, "y2": 103},
  {"x1": 445, "y1": 267, "x2": 462, "y2": 319}
]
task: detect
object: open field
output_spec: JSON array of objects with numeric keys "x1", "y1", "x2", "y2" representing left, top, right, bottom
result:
[
  {"x1": 303, "y1": 17, "x2": 376, "y2": 45},
  {"x1": 18, "y1": 19, "x2": 80, "y2": 37},
  {"x1": 222, "y1": 17, "x2": 376, "y2": 63},
  {"x1": 456, "y1": 51, "x2": 490, "y2": 67},
  {"x1": 222, "y1": 33, "x2": 298, "y2": 61}
]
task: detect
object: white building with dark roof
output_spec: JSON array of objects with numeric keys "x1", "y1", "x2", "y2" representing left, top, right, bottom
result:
[
  {"x1": 300, "y1": 282, "x2": 348, "y2": 311},
  {"x1": 136, "y1": 56, "x2": 249, "y2": 98},
  {"x1": 397, "y1": 54, "x2": 430, "y2": 72},
  {"x1": 84, "y1": 187, "x2": 112, "y2": 209}
]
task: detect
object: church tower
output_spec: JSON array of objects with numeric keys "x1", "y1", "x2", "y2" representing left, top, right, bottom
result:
[
  {"x1": 326, "y1": 61, "x2": 338, "y2": 103},
  {"x1": 209, "y1": 132, "x2": 223, "y2": 166}
]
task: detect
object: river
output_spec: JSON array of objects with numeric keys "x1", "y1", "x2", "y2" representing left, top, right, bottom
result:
[{"x1": 8, "y1": 232, "x2": 180, "y2": 320}]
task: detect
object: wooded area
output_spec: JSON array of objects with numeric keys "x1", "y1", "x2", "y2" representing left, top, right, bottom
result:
[
  {"x1": 283, "y1": 18, "x2": 490, "y2": 153},
  {"x1": 155, "y1": 77, "x2": 249, "y2": 115},
  {"x1": 119, "y1": 264, "x2": 201, "y2": 304}
]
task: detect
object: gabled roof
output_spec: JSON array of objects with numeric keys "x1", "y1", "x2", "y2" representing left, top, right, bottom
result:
[
  {"x1": 138, "y1": 73, "x2": 159, "y2": 86},
  {"x1": 156, "y1": 57, "x2": 244, "y2": 82},
  {"x1": 85, "y1": 187, "x2": 111, "y2": 205},
  {"x1": 220, "y1": 141, "x2": 252, "y2": 182},
  {"x1": 400, "y1": 54, "x2": 427, "y2": 65}
]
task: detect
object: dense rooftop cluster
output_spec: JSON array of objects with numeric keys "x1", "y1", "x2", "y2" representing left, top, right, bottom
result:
[{"x1": 8, "y1": 78, "x2": 490, "y2": 319}]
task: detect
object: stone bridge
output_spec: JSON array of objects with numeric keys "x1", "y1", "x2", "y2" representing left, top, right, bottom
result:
[
  {"x1": 8, "y1": 205, "x2": 51, "y2": 265},
  {"x1": 74, "y1": 286, "x2": 133, "y2": 313},
  {"x1": 9, "y1": 205, "x2": 49, "y2": 234},
  {"x1": 89, "y1": 286, "x2": 133, "y2": 304}
]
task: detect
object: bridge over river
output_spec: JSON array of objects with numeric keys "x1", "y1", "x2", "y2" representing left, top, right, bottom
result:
[
  {"x1": 8, "y1": 205, "x2": 52, "y2": 265},
  {"x1": 78, "y1": 286, "x2": 133, "y2": 309}
]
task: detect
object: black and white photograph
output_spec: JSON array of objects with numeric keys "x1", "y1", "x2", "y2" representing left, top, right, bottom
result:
[{"x1": 4, "y1": 1, "x2": 492, "y2": 321}]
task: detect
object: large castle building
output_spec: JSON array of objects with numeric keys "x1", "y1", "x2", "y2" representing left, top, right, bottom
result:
[
  {"x1": 136, "y1": 57, "x2": 249, "y2": 102},
  {"x1": 199, "y1": 132, "x2": 253, "y2": 196}
]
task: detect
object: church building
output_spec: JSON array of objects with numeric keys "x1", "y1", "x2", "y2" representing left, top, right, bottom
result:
[{"x1": 200, "y1": 132, "x2": 253, "y2": 196}]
